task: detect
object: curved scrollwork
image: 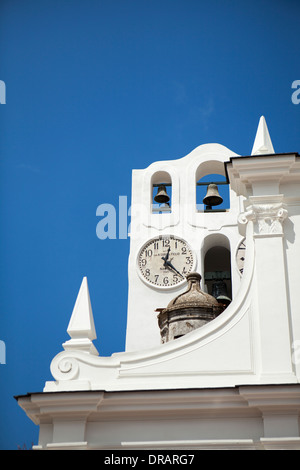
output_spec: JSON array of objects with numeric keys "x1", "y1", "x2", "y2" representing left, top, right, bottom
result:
[{"x1": 50, "y1": 353, "x2": 80, "y2": 381}]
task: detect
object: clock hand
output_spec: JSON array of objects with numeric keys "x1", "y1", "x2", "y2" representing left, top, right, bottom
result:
[
  {"x1": 164, "y1": 260, "x2": 184, "y2": 278},
  {"x1": 161, "y1": 247, "x2": 184, "y2": 278},
  {"x1": 161, "y1": 246, "x2": 170, "y2": 262}
]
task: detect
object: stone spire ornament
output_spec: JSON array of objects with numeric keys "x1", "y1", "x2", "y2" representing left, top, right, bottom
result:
[
  {"x1": 251, "y1": 116, "x2": 275, "y2": 156},
  {"x1": 62, "y1": 276, "x2": 99, "y2": 355}
]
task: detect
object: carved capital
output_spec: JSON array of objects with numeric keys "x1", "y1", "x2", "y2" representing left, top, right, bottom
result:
[
  {"x1": 254, "y1": 203, "x2": 287, "y2": 236},
  {"x1": 239, "y1": 199, "x2": 288, "y2": 237}
]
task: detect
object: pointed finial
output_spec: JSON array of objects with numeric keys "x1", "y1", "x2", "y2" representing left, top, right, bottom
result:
[
  {"x1": 251, "y1": 116, "x2": 275, "y2": 156},
  {"x1": 63, "y1": 277, "x2": 98, "y2": 355}
]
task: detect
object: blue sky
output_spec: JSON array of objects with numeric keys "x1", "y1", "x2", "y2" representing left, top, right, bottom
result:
[{"x1": 0, "y1": 0, "x2": 299, "y2": 449}]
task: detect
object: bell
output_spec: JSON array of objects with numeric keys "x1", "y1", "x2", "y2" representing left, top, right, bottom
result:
[
  {"x1": 212, "y1": 280, "x2": 231, "y2": 305},
  {"x1": 154, "y1": 185, "x2": 170, "y2": 204},
  {"x1": 203, "y1": 183, "x2": 223, "y2": 208}
]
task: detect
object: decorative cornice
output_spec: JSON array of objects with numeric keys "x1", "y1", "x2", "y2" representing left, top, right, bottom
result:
[
  {"x1": 225, "y1": 153, "x2": 300, "y2": 198},
  {"x1": 16, "y1": 385, "x2": 300, "y2": 450}
]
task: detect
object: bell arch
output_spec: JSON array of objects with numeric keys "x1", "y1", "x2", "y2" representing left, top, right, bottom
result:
[
  {"x1": 195, "y1": 159, "x2": 226, "y2": 182},
  {"x1": 151, "y1": 170, "x2": 172, "y2": 214},
  {"x1": 140, "y1": 165, "x2": 179, "y2": 230},
  {"x1": 195, "y1": 161, "x2": 230, "y2": 212}
]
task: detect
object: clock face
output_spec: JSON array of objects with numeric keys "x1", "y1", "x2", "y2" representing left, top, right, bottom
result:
[
  {"x1": 137, "y1": 236, "x2": 195, "y2": 288},
  {"x1": 236, "y1": 238, "x2": 246, "y2": 275}
]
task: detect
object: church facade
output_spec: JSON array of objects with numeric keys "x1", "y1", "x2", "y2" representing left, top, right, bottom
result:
[{"x1": 17, "y1": 117, "x2": 300, "y2": 450}]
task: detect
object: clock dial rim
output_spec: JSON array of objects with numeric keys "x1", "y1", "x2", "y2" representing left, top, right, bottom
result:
[{"x1": 136, "y1": 235, "x2": 197, "y2": 290}]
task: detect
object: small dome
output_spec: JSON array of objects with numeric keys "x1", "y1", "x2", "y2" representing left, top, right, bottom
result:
[
  {"x1": 166, "y1": 272, "x2": 220, "y2": 311},
  {"x1": 157, "y1": 272, "x2": 223, "y2": 343}
]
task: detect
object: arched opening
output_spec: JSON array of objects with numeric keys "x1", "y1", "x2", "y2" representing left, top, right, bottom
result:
[
  {"x1": 203, "y1": 235, "x2": 232, "y2": 309},
  {"x1": 195, "y1": 160, "x2": 229, "y2": 212},
  {"x1": 197, "y1": 174, "x2": 230, "y2": 212},
  {"x1": 151, "y1": 171, "x2": 172, "y2": 214}
]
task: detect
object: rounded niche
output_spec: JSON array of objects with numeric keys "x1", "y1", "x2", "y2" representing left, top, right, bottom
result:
[{"x1": 202, "y1": 233, "x2": 232, "y2": 304}]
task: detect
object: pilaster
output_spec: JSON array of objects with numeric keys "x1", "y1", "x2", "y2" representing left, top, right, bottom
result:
[
  {"x1": 226, "y1": 154, "x2": 299, "y2": 381},
  {"x1": 240, "y1": 196, "x2": 293, "y2": 378}
]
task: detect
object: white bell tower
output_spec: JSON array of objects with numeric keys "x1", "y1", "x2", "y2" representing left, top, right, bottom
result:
[
  {"x1": 17, "y1": 116, "x2": 300, "y2": 450},
  {"x1": 125, "y1": 128, "x2": 267, "y2": 351}
]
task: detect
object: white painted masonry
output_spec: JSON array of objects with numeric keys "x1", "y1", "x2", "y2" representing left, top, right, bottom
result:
[{"x1": 17, "y1": 117, "x2": 300, "y2": 450}]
